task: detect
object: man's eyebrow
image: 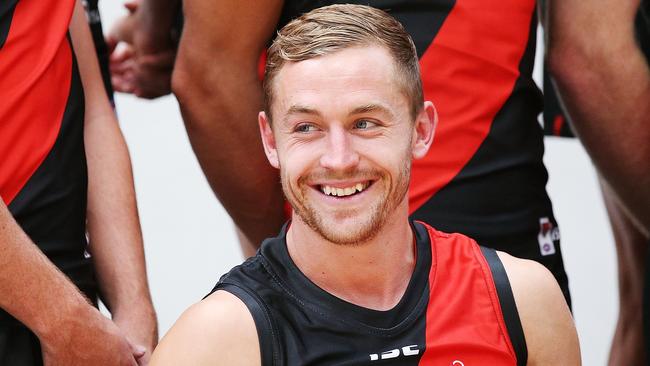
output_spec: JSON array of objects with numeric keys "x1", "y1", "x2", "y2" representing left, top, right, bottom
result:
[
  {"x1": 349, "y1": 103, "x2": 395, "y2": 118},
  {"x1": 282, "y1": 103, "x2": 394, "y2": 123},
  {"x1": 285, "y1": 105, "x2": 323, "y2": 117}
]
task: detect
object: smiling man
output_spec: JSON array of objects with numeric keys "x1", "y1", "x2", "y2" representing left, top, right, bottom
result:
[{"x1": 150, "y1": 5, "x2": 579, "y2": 365}]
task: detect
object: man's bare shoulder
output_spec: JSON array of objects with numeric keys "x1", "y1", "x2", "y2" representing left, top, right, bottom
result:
[
  {"x1": 496, "y1": 252, "x2": 581, "y2": 365},
  {"x1": 150, "y1": 290, "x2": 260, "y2": 366}
]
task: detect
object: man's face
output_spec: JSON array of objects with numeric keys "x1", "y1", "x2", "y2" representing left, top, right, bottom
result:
[{"x1": 259, "y1": 46, "x2": 434, "y2": 245}]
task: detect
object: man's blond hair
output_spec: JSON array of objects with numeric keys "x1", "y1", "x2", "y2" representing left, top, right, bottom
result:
[{"x1": 263, "y1": 4, "x2": 423, "y2": 120}]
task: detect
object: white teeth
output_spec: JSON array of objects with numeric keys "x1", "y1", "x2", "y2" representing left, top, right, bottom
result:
[{"x1": 320, "y1": 182, "x2": 368, "y2": 197}]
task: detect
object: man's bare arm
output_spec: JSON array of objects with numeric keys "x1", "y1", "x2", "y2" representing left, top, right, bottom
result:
[
  {"x1": 0, "y1": 1, "x2": 148, "y2": 363},
  {"x1": 499, "y1": 252, "x2": 581, "y2": 365},
  {"x1": 172, "y1": 0, "x2": 285, "y2": 251},
  {"x1": 70, "y1": 0, "x2": 158, "y2": 356},
  {"x1": 0, "y1": 201, "x2": 142, "y2": 365},
  {"x1": 150, "y1": 291, "x2": 260, "y2": 365},
  {"x1": 546, "y1": 0, "x2": 650, "y2": 236}
]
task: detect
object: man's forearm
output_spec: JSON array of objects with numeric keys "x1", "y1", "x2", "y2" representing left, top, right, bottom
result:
[
  {"x1": 84, "y1": 115, "x2": 155, "y2": 314},
  {"x1": 84, "y1": 112, "x2": 158, "y2": 347},
  {"x1": 70, "y1": 0, "x2": 157, "y2": 346},
  {"x1": 172, "y1": 0, "x2": 285, "y2": 247},
  {"x1": 173, "y1": 60, "x2": 285, "y2": 246},
  {"x1": 0, "y1": 202, "x2": 93, "y2": 341},
  {"x1": 547, "y1": 0, "x2": 650, "y2": 234}
]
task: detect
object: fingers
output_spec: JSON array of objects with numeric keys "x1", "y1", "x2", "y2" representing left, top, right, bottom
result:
[
  {"x1": 132, "y1": 344, "x2": 147, "y2": 358},
  {"x1": 138, "y1": 51, "x2": 176, "y2": 71},
  {"x1": 131, "y1": 52, "x2": 174, "y2": 98},
  {"x1": 130, "y1": 341, "x2": 150, "y2": 366},
  {"x1": 110, "y1": 45, "x2": 137, "y2": 94},
  {"x1": 105, "y1": 35, "x2": 118, "y2": 55},
  {"x1": 133, "y1": 75, "x2": 172, "y2": 99},
  {"x1": 110, "y1": 18, "x2": 135, "y2": 45},
  {"x1": 135, "y1": 351, "x2": 151, "y2": 366},
  {"x1": 108, "y1": 38, "x2": 175, "y2": 97},
  {"x1": 129, "y1": 339, "x2": 148, "y2": 365},
  {"x1": 112, "y1": 74, "x2": 136, "y2": 94},
  {"x1": 123, "y1": 0, "x2": 140, "y2": 14},
  {"x1": 109, "y1": 43, "x2": 135, "y2": 68}
]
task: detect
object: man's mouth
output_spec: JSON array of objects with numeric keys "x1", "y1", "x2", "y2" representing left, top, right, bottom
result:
[{"x1": 318, "y1": 181, "x2": 371, "y2": 197}]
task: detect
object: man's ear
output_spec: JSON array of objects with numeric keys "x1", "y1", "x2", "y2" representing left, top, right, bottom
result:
[
  {"x1": 259, "y1": 111, "x2": 279, "y2": 169},
  {"x1": 412, "y1": 101, "x2": 437, "y2": 159}
]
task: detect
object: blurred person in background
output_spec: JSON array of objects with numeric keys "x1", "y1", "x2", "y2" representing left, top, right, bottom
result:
[
  {"x1": 0, "y1": 0, "x2": 157, "y2": 364},
  {"x1": 546, "y1": 0, "x2": 650, "y2": 364}
]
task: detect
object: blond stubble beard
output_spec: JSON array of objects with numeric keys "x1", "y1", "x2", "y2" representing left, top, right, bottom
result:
[{"x1": 281, "y1": 154, "x2": 412, "y2": 246}]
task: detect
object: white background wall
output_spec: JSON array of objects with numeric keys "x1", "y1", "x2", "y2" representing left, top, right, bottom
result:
[{"x1": 98, "y1": 4, "x2": 619, "y2": 365}]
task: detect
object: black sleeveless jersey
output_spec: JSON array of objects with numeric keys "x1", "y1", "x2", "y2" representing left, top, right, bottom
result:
[{"x1": 209, "y1": 222, "x2": 527, "y2": 366}]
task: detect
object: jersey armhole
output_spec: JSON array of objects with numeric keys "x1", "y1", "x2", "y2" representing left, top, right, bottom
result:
[
  {"x1": 479, "y1": 246, "x2": 528, "y2": 366},
  {"x1": 210, "y1": 283, "x2": 280, "y2": 366}
]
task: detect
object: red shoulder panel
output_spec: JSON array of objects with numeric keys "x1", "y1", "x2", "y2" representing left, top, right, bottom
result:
[
  {"x1": 418, "y1": 223, "x2": 517, "y2": 365},
  {"x1": 0, "y1": 0, "x2": 75, "y2": 205}
]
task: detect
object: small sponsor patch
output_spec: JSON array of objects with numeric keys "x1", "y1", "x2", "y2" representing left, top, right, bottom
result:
[{"x1": 537, "y1": 217, "x2": 559, "y2": 256}]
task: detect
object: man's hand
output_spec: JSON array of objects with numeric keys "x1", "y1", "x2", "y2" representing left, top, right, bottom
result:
[
  {"x1": 113, "y1": 305, "x2": 159, "y2": 365},
  {"x1": 39, "y1": 304, "x2": 144, "y2": 366},
  {"x1": 107, "y1": 0, "x2": 177, "y2": 98}
]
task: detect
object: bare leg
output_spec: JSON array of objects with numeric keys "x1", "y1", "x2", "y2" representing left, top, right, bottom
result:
[{"x1": 605, "y1": 178, "x2": 649, "y2": 366}]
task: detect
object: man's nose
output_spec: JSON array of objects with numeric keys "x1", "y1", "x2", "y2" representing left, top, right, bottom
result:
[{"x1": 319, "y1": 127, "x2": 360, "y2": 171}]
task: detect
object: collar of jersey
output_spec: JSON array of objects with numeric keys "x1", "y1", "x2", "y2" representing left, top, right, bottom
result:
[{"x1": 258, "y1": 219, "x2": 432, "y2": 332}]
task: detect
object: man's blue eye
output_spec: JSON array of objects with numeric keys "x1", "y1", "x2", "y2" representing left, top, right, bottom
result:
[
  {"x1": 296, "y1": 124, "x2": 315, "y2": 133},
  {"x1": 355, "y1": 120, "x2": 375, "y2": 129}
]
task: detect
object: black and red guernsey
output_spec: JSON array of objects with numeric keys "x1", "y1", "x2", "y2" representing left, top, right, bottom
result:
[
  {"x1": 211, "y1": 221, "x2": 527, "y2": 365},
  {"x1": 277, "y1": 0, "x2": 569, "y2": 304},
  {"x1": 0, "y1": 0, "x2": 96, "y2": 322}
]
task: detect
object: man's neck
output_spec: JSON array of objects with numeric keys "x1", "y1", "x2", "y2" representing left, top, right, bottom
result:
[{"x1": 286, "y1": 208, "x2": 416, "y2": 311}]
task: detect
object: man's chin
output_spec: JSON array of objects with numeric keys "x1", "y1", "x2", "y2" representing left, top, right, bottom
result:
[
  {"x1": 311, "y1": 217, "x2": 382, "y2": 246},
  {"x1": 290, "y1": 199, "x2": 390, "y2": 245}
]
